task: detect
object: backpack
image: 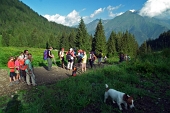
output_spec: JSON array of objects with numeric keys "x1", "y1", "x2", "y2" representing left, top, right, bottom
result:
[
  {"x1": 43, "y1": 49, "x2": 48, "y2": 60},
  {"x1": 66, "y1": 51, "x2": 72, "y2": 60}
]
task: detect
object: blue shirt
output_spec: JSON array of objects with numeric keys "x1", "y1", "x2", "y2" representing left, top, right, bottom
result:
[{"x1": 25, "y1": 59, "x2": 32, "y2": 72}]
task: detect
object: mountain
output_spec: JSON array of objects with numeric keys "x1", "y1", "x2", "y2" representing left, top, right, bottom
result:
[
  {"x1": 86, "y1": 11, "x2": 170, "y2": 45},
  {"x1": 0, "y1": 0, "x2": 76, "y2": 48}
]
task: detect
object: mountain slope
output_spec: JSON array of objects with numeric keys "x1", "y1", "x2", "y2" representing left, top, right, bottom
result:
[
  {"x1": 0, "y1": 0, "x2": 76, "y2": 48},
  {"x1": 86, "y1": 11, "x2": 170, "y2": 45}
]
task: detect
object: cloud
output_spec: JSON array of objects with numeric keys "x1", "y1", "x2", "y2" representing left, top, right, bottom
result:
[
  {"x1": 43, "y1": 5, "x2": 123, "y2": 26},
  {"x1": 129, "y1": 9, "x2": 136, "y2": 13},
  {"x1": 44, "y1": 8, "x2": 105, "y2": 26},
  {"x1": 90, "y1": 8, "x2": 105, "y2": 18},
  {"x1": 139, "y1": 0, "x2": 170, "y2": 19},
  {"x1": 43, "y1": 10, "x2": 81, "y2": 26},
  {"x1": 107, "y1": 5, "x2": 122, "y2": 17}
]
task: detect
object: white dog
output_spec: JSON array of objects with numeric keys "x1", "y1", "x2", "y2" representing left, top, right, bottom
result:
[{"x1": 104, "y1": 84, "x2": 135, "y2": 110}]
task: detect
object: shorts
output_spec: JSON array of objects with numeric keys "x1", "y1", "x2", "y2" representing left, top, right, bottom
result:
[
  {"x1": 61, "y1": 57, "x2": 64, "y2": 62},
  {"x1": 9, "y1": 72, "x2": 16, "y2": 78},
  {"x1": 68, "y1": 59, "x2": 73, "y2": 63},
  {"x1": 15, "y1": 70, "x2": 19, "y2": 74},
  {"x1": 82, "y1": 63, "x2": 86, "y2": 68}
]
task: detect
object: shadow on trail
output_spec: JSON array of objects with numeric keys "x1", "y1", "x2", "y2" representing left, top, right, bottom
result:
[{"x1": 4, "y1": 95, "x2": 22, "y2": 113}]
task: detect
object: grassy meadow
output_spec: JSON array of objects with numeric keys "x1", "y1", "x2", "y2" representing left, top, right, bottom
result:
[
  {"x1": 0, "y1": 47, "x2": 170, "y2": 113},
  {"x1": 0, "y1": 47, "x2": 61, "y2": 69}
]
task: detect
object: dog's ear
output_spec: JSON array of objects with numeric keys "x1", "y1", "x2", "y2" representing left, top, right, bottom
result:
[{"x1": 123, "y1": 94, "x2": 128, "y2": 101}]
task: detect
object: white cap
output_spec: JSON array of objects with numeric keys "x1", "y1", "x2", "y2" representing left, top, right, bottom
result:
[
  {"x1": 70, "y1": 48, "x2": 73, "y2": 51},
  {"x1": 19, "y1": 55, "x2": 24, "y2": 59}
]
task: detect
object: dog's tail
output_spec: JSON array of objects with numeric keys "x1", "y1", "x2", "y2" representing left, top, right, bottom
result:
[
  {"x1": 105, "y1": 84, "x2": 109, "y2": 91},
  {"x1": 105, "y1": 84, "x2": 109, "y2": 88}
]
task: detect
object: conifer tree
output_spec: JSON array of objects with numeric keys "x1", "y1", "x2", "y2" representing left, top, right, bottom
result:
[
  {"x1": 1, "y1": 32, "x2": 9, "y2": 46},
  {"x1": 76, "y1": 18, "x2": 91, "y2": 51},
  {"x1": 93, "y1": 19, "x2": 107, "y2": 55},
  {"x1": 49, "y1": 34, "x2": 56, "y2": 48},
  {"x1": 139, "y1": 41, "x2": 147, "y2": 54},
  {"x1": 147, "y1": 45, "x2": 152, "y2": 53},
  {"x1": 68, "y1": 30, "x2": 76, "y2": 49},
  {"x1": 107, "y1": 31, "x2": 116, "y2": 57},
  {"x1": 115, "y1": 31, "x2": 122, "y2": 53},
  {"x1": 60, "y1": 32, "x2": 69, "y2": 50},
  {"x1": 90, "y1": 34, "x2": 93, "y2": 50}
]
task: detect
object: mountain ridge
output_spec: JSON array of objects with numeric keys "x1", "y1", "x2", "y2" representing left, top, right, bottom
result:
[{"x1": 85, "y1": 11, "x2": 170, "y2": 45}]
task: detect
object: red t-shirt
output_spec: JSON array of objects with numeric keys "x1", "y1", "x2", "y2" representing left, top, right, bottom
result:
[
  {"x1": 8, "y1": 61, "x2": 15, "y2": 72},
  {"x1": 19, "y1": 59, "x2": 27, "y2": 70}
]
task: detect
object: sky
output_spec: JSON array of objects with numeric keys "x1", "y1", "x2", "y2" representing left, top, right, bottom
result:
[{"x1": 20, "y1": 0, "x2": 170, "y2": 26}]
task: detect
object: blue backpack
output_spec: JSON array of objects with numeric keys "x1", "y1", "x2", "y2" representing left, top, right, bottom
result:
[{"x1": 43, "y1": 49, "x2": 48, "y2": 60}]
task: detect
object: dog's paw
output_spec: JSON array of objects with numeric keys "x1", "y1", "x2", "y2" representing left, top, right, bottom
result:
[{"x1": 119, "y1": 108, "x2": 123, "y2": 111}]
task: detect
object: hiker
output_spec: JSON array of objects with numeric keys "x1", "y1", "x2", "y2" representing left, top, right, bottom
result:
[
  {"x1": 25, "y1": 53, "x2": 36, "y2": 86},
  {"x1": 127, "y1": 55, "x2": 131, "y2": 61},
  {"x1": 23, "y1": 50, "x2": 29, "y2": 60},
  {"x1": 66, "y1": 48, "x2": 75, "y2": 70},
  {"x1": 73, "y1": 48, "x2": 77, "y2": 65},
  {"x1": 59, "y1": 48, "x2": 65, "y2": 68},
  {"x1": 19, "y1": 52, "x2": 24, "y2": 59},
  {"x1": 7, "y1": 56, "x2": 18, "y2": 86},
  {"x1": 104, "y1": 55, "x2": 107, "y2": 63},
  {"x1": 98, "y1": 52, "x2": 103, "y2": 65},
  {"x1": 15, "y1": 56, "x2": 20, "y2": 81},
  {"x1": 119, "y1": 53, "x2": 124, "y2": 63},
  {"x1": 81, "y1": 51, "x2": 87, "y2": 72},
  {"x1": 77, "y1": 49, "x2": 84, "y2": 67},
  {"x1": 89, "y1": 51, "x2": 96, "y2": 68},
  {"x1": 72, "y1": 66, "x2": 77, "y2": 76},
  {"x1": 19, "y1": 54, "x2": 26, "y2": 82},
  {"x1": 47, "y1": 47, "x2": 54, "y2": 71}
]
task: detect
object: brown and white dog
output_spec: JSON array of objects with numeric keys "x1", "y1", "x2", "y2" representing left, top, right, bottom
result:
[{"x1": 104, "y1": 84, "x2": 135, "y2": 110}]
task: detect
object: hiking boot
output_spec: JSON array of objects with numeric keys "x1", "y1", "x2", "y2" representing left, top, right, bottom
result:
[
  {"x1": 33, "y1": 84, "x2": 37, "y2": 86},
  {"x1": 9, "y1": 82, "x2": 13, "y2": 86},
  {"x1": 27, "y1": 84, "x2": 31, "y2": 86},
  {"x1": 14, "y1": 80, "x2": 19, "y2": 84}
]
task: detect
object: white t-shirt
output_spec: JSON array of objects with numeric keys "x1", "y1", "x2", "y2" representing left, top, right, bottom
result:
[{"x1": 60, "y1": 51, "x2": 64, "y2": 57}]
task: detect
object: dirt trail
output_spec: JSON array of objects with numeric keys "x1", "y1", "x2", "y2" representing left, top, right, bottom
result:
[
  {"x1": 0, "y1": 66, "x2": 74, "y2": 96},
  {"x1": 0, "y1": 63, "x2": 107, "y2": 96}
]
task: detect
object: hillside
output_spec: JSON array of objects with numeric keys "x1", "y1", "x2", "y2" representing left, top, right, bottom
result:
[
  {"x1": 0, "y1": 0, "x2": 76, "y2": 48},
  {"x1": 147, "y1": 30, "x2": 170, "y2": 51},
  {"x1": 86, "y1": 11, "x2": 170, "y2": 45}
]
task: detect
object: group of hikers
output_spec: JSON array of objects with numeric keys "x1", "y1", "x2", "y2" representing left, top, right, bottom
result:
[
  {"x1": 7, "y1": 47, "x2": 130, "y2": 87},
  {"x1": 7, "y1": 47, "x2": 104, "y2": 87},
  {"x1": 7, "y1": 50, "x2": 36, "y2": 86},
  {"x1": 119, "y1": 53, "x2": 131, "y2": 63},
  {"x1": 46, "y1": 47, "x2": 104, "y2": 74}
]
